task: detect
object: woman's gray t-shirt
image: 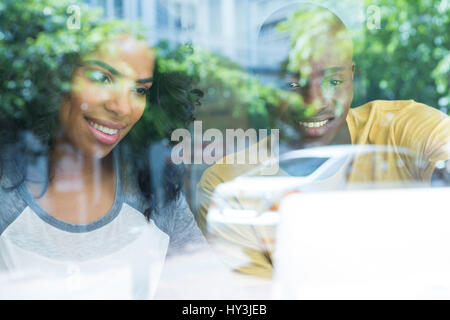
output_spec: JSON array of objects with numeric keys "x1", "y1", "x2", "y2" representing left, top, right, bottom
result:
[{"x1": 0, "y1": 145, "x2": 209, "y2": 298}]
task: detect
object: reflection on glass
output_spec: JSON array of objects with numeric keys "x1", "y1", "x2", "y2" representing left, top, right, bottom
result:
[
  {"x1": 0, "y1": 0, "x2": 206, "y2": 299},
  {"x1": 195, "y1": 2, "x2": 450, "y2": 281},
  {"x1": 0, "y1": 0, "x2": 449, "y2": 300}
]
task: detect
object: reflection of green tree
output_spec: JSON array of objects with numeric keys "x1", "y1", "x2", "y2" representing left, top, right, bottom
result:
[
  {"x1": 353, "y1": 0, "x2": 449, "y2": 113},
  {"x1": 158, "y1": 0, "x2": 448, "y2": 133},
  {"x1": 4, "y1": 0, "x2": 447, "y2": 143},
  {"x1": 276, "y1": 7, "x2": 353, "y2": 78},
  {"x1": 0, "y1": 0, "x2": 146, "y2": 138},
  {"x1": 157, "y1": 41, "x2": 308, "y2": 135},
  {"x1": 0, "y1": 0, "x2": 199, "y2": 147}
]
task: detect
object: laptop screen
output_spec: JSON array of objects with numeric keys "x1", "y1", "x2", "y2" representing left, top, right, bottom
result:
[{"x1": 273, "y1": 187, "x2": 450, "y2": 299}]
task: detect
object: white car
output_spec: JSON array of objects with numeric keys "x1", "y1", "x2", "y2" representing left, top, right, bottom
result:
[{"x1": 205, "y1": 144, "x2": 430, "y2": 271}]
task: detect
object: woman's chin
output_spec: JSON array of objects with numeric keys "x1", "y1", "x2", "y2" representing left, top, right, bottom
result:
[
  {"x1": 72, "y1": 142, "x2": 114, "y2": 159},
  {"x1": 90, "y1": 144, "x2": 114, "y2": 159}
]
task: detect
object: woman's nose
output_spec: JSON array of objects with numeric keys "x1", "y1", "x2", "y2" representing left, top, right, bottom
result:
[{"x1": 104, "y1": 82, "x2": 132, "y2": 117}]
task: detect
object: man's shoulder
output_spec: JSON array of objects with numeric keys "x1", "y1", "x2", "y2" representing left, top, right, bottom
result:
[
  {"x1": 349, "y1": 99, "x2": 447, "y2": 126},
  {"x1": 197, "y1": 156, "x2": 258, "y2": 190},
  {"x1": 351, "y1": 99, "x2": 440, "y2": 115},
  {"x1": 347, "y1": 100, "x2": 449, "y2": 146},
  {"x1": 197, "y1": 137, "x2": 271, "y2": 190}
]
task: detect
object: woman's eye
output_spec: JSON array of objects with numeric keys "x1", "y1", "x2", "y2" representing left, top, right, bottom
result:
[
  {"x1": 133, "y1": 87, "x2": 148, "y2": 97},
  {"x1": 85, "y1": 70, "x2": 111, "y2": 84}
]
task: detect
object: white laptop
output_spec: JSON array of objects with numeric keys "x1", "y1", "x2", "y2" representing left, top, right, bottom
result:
[{"x1": 273, "y1": 187, "x2": 450, "y2": 299}]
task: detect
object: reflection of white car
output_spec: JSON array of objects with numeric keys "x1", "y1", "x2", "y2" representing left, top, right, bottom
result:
[{"x1": 205, "y1": 145, "x2": 424, "y2": 270}]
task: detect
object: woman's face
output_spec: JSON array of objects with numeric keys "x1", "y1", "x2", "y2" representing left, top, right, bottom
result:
[{"x1": 59, "y1": 35, "x2": 155, "y2": 158}]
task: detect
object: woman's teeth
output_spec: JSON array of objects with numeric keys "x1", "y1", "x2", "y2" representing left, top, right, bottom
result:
[
  {"x1": 88, "y1": 120, "x2": 118, "y2": 135},
  {"x1": 299, "y1": 119, "x2": 329, "y2": 128}
]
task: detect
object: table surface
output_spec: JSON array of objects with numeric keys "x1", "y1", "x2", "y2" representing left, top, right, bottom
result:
[{"x1": 154, "y1": 247, "x2": 275, "y2": 300}]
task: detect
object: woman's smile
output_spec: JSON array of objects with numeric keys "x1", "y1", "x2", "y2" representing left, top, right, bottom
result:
[{"x1": 84, "y1": 116, "x2": 126, "y2": 145}]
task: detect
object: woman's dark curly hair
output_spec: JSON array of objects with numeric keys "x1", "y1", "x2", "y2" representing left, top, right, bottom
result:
[
  {"x1": 0, "y1": 0, "x2": 202, "y2": 219},
  {"x1": 125, "y1": 67, "x2": 203, "y2": 219}
]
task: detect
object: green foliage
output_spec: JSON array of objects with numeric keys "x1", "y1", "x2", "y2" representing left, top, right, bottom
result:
[
  {"x1": 157, "y1": 41, "x2": 308, "y2": 136},
  {"x1": 353, "y1": 0, "x2": 450, "y2": 112},
  {"x1": 0, "y1": 0, "x2": 147, "y2": 143},
  {"x1": 2, "y1": 0, "x2": 446, "y2": 148},
  {"x1": 156, "y1": 0, "x2": 449, "y2": 137},
  {"x1": 276, "y1": 5, "x2": 353, "y2": 77},
  {"x1": 158, "y1": 42, "x2": 267, "y2": 121}
]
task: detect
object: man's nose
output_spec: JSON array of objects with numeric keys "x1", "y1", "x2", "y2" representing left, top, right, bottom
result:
[{"x1": 301, "y1": 78, "x2": 324, "y2": 105}]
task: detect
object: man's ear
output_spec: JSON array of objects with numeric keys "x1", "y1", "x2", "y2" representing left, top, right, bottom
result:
[{"x1": 351, "y1": 62, "x2": 355, "y2": 80}]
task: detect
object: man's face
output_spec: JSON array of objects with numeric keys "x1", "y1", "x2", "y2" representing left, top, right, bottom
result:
[{"x1": 279, "y1": 30, "x2": 354, "y2": 147}]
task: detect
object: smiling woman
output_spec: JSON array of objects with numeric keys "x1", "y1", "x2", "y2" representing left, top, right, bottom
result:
[
  {"x1": 59, "y1": 36, "x2": 155, "y2": 159},
  {"x1": 0, "y1": 0, "x2": 205, "y2": 298},
  {"x1": 37, "y1": 35, "x2": 157, "y2": 224}
]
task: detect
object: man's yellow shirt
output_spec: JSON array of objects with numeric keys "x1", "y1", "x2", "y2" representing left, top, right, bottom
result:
[{"x1": 196, "y1": 100, "x2": 450, "y2": 278}]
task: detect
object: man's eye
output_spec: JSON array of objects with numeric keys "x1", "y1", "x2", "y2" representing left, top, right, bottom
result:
[
  {"x1": 86, "y1": 70, "x2": 112, "y2": 84},
  {"x1": 329, "y1": 79, "x2": 344, "y2": 86}
]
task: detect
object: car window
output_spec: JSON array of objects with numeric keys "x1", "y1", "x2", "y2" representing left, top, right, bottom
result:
[{"x1": 278, "y1": 157, "x2": 329, "y2": 177}]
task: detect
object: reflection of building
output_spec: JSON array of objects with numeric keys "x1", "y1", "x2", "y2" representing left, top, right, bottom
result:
[
  {"x1": 86, "y1": 0, "x2": 362, "y2": 71},
  {"x1": 86, "y1": 0, "x2": 251, "y2": 66}
]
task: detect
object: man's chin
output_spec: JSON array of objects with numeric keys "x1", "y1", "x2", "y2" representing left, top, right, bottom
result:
[{"x1": 301, "y1": 125, "x2": 329, "y2": 138}]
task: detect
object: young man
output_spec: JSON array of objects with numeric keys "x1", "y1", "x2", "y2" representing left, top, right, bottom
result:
[{"x1": 196, "y1": 3, "x2": 450, "y2": 278}]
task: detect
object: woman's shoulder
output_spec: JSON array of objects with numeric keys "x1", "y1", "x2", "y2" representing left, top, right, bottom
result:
[
  {"x1": 0, "y1": 144, "x2": 25, "y2": 189},
  {"x1": 0, "y1": 150, "x2": 29, "y2": 235},
  {"x1": 115, "y1": 142, "x2": 205, "y2": 246},
  {"x1": 1, "y1": 131, "x2": 48, "y2": 186}
]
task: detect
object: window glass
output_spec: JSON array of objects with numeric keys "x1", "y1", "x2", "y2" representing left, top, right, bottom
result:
[{"x1": 0, "y1": 0, "x2": 449, "y2": 301}]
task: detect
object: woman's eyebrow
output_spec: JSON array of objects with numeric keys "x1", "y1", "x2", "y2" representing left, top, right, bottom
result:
[
  {"x1": 84, "y1": 59, "x2": 121, "y2": 76},
  {"x1": 84, "y1": 59, "x2": 153, "y2": 84},
  {"x1": 137, "y1": 77, "x2": 153, "y2": 84}
]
